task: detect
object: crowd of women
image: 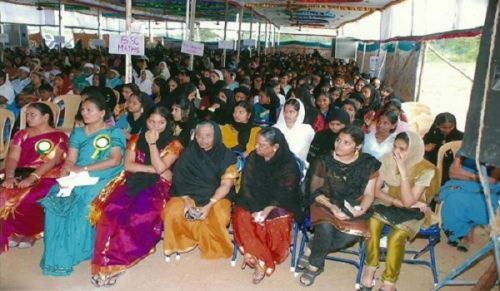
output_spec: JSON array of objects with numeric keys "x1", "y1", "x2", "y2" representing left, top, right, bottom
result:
[{"x1": 1, "y1": 45, "x2": 498, "y2": 290}]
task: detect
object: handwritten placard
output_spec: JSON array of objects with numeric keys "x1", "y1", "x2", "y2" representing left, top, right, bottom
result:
[
  {"x1": 89, "y1": 39, "x2": 106, "y2": 49},
  {"x1": 54, "y1": 36, "x2": 65, "y2": 44},
  {"x1": 181, "y1": 40, "x2": 204, "y2": 56},
  {"x1": 218, "y1": 40, "x2": 234, "y2": 50},
  {"x1": 109, "y1": 35, "x2": 145, "y2": 56},
  {"x1": 0, "y1": 33, "x2": 9, "y2": 43},
  {"x1": 243, "y1": 39, "x2": 256, "y2": 46}
]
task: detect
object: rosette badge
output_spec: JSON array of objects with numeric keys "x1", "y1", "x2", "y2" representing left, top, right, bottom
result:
[
  {"x1": 91, "y1": 134, "x2": 111, "y2": 159},
  {"x1": 35, "y1": 139, "x2": 55, "y2": 158}
]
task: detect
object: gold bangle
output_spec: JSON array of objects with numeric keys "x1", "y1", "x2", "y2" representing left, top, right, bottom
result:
[{"x1": 30, "y1": 172, "x2": 41, "y2": 181}]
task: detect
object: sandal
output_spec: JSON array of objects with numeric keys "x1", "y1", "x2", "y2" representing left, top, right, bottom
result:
[
  {"x1": 104, "y1": 272, "x2": 124, "y2": 286},
  {"x1": 252, "y1": 265, "x2": 266, "y2": 284},
  {"x1": 241, "y1": 253, "x2": 257, "y2": 270},
  {"x1": 296, "y1": 255, "x2": 310, "y2": 272},
  {"x1": 456, "y1": 240, "x2": 469, "y2": 252},
  {"x1": 91, "y1": 275, "x2": 106, "y2": 287},
  {"x1": 299, "y1": 266, "x2": 324, "y2": 287}
]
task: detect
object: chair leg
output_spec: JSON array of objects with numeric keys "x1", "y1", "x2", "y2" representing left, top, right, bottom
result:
[
  {"x1": 429, "y1": 237, "x2": 439, "y2": 285},
  {"x1": 290, "y1": 222, "x2": 299, "y2": 272},
  {"x1": 231, "y1": 239, "x2": 238, "y2": 267},
  {"x1": 355, "y1": 240, "x2": 366, "y2": 288}
]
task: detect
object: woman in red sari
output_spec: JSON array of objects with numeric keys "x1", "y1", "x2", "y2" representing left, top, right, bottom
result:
[
  {"x1": 0, "y1": 102, "x2": 68, "y2": 252},
  {"x1": 233, "y1": 126, "x2": 303, "y2": 284},
  {"x1": 90, "y1": 106, "x2": 183, "y2": 286}
]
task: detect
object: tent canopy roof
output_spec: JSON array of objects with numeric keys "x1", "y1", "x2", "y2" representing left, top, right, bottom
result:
[{"x1": 8, "y1": 0, "x2": 401, "y2": 29}]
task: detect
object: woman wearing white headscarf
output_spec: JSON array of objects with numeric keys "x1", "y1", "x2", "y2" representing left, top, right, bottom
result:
[
  {"x1": 273, "y1": 98, "x2": 315, "y2": 169},
  {"x1": 135, "y1": 69, "x2": 154, "y2": 96},
  {"x1": 158, "y1": 61, "x2": 171, "y2": 81}
]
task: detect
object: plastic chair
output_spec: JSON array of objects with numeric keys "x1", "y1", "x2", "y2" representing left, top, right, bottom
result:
[
  {"x1": 53, "y1": 94, "x2": 82, "y2": 133},
  {"x1": 402, "y1": 102, "x2": 432, "y2": 120},
  {"x1": 19, "y1": 101, "x2": 60, "y2": 130},
  {"x1": 0, "y1": 108, "x2": 15, "y2": 161},
  {"x1": 408, "y1": 114, "x2": 435, "y2": 138}
]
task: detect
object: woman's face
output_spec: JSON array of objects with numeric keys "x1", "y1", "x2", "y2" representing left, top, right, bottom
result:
[
  {"x1": 127, "y1": 95, "x2": 142, "y2": 114},
  {"x1": 31, "y1": 74, "x2": 42, "y2": 86},
  {"x1": 259, "y1": 92, "x2": 270, "y2": 104},
  {"x1": 160, "y1": 62, "x2": 166, "y2": 70},
  {"x1": 26, "y1": 107, "x2": 48, "y2": 128},
  {"x1": 168, "y1": 80, "x2": 177, "y2": 92},
  {"x1": 334, "y1": 132, "x2": 359, "y2": 157},
  {"x1": 54, "y1": 76, "x2": 64, "y2": 87},
  {"x1": 81, "y1": 100, "x2": 105, "y2": 124},
  {"x1": 355, "y1": 80, "x2": 366, "y2": 92},
  {"x1": 122, "y1": 86, "x2": 133, "y2": 100},
  {"x1": 254, "y1": 78, "x2": 263, "y2": 87},
  {"x1": 332, "y1": 90, "x2": 341, "y2": 101},
  {"x1": 188, "y1": 90, "x2": 196, "y2": 101},
  {"x1": 328, "y1": 120, "x2": 345, "y2": 134},
  {"x1": 209, "y1": 72, "x2": 219, "y2": 84},
  {"x1": 284, "y1": 104, "x2": 299, "y2": 126},
  {"x1": 255, "y1": 134, "x2": 278, "y2": 160},
  {"x1": 198, "y1": 80, "x2": 206, "y2": 91},
  {"x1": 376, "y1": 115, "x2": 396, "y2": 134},
  {"x1": 218, "y1": 92, "x2": 227, "y2": 103},
  {"x1": 392, "y1": 138, "x2": 409, "y2": 161},
  {"x1": 195, "y1": 125, "x2": 215, "y2": 151},
  {"x1": 152, "y1": 82, "x2": 160, "y2": 94},
  {"x1": 316, "y1": 95, "x2": 331, "y2": 112},
  {"x1": 362, "y1": 86, "x2": 372, "y2": 101},
  {"x1": 341, "y1": 105, "x2": 355, "y2": 119},
  {"x1": 233, "y1": 106, "x2": 251, "y2": 124},
  {"x1": 93, "y1": 75, "x2": 100, "y2": 87},
  {"x1": 171, "y1": 104, "x2": 183, "y2": 122},
  {"x1": 147, "y1": 112, "x2": 167, "y2": 133},
  {"x1": 438, "y1": 122, "x2": 455, "y2": 136}
]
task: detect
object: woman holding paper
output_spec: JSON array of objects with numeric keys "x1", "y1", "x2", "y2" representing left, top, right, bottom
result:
[
  {"x1": 360, "y1": 131, "x2": 438, "y2": 291},
  {"x1": 40, "y1": 94, "x2": 126, "y2": 276},
  {"x1": 232, "y1": 127, "x2": 303, "y2": 284},
  {"x1": 299, "y1": 126, "x2": 380, "y2": 286},
  {"x1": 90, "y1": 107, "x2": 183, "y2": 287},
  {"x1": 0, "y1": 102, "x2": 68, "y2": 252}
]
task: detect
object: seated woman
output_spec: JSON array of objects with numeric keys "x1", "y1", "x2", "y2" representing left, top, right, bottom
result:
[
  {"x1": 312, "y1": 92, "x2": 332, "y2": 132},
  {"x1": 221, "y1": 100, "x2": 261, "y2": 157},
  {"x1": 90, "y1": 107, "x2": 183, "y2": 286},
  {"x1": 40, "y1": 94, "x2": 126, "y2": 276},
  {"x1": 360, "y1": 131, "x2": 439, "y2": 291},
  {"x1": 1, "y1": 103, "x2": 68, "y2": 252},
  {"x1": 363, "y1": 110, "x2": 399, "y2": 160},
  {"x1": 254, "y1": 87, "x2": 279, "y2": 125},
  {"x1": 299, "y1": 126, "x2": 380, "y2": 286},
  {"x1": 307, "y1": 109, "x2": 350, "y2": 164},
  {"x1": 207, "y1": 89, "x2": 236, "y2": 125},
  {"x1": 162, "y1": 121, "x2": 237, "y2": 259},
  {"x1": 441, "y1": 152, "x2": 500, "y2": 252},
  {"x1": 171, "y1": 97, "x2": 198, "y2": 147},
  {"x1": 233, "y1": 127, "x2": 303, "y2": 284},
  {"x1": 115, "y1": 92, "x2": 153, "y2": 140},
  {"x1": 423, "y1": 112, "x2": 463, "y2": 165},
  {"x1": 274, "y1": 98, "x2": 315, "y2": 169}
]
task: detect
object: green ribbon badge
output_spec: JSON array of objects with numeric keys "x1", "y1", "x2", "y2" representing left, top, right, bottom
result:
[
  {"x1": 35, "y1": 139, "x2": 55, "y2": 157},
  {"x1": 91, "y1": 134, "x2": 111, "y2": 160}
]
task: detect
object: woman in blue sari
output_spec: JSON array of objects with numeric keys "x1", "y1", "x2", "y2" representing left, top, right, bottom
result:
[
  {"x1": 441, "y1": 151, "x2": 500, "y2": 252},
  {"x1": 40, "y1": 93, "x2": 126, "y2": 276}
]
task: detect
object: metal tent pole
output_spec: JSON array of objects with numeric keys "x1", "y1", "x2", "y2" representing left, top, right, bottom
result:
[
  {"x1": 125, "y1": 0, "x2": 132, "y2": 83},
  {"x1": 188, "y1": 0, "x2": 197, "y2": 70},
  {"x1": 222, "y1": 0, "x2": 229, "y2": 67},
  {"x1": 236, "y1": 6, "x2": 243, "y2": 65}
]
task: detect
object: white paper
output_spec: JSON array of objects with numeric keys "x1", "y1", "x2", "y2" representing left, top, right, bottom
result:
[
  {"x1": 56, "y1": 171, "x2": 98, "y2": 197},
  {"x1": 0, "y1": 33, "x2": 9, "y2": 44},
  {"x1": 181, "y1": 40, "x2": 204, "y2": 56},
  {"x1": 218, "y1": 40, "x2": 234, "y2": 50},
  {"x1": 109, "y1": 35, "x2": 145, "y2": 56}
]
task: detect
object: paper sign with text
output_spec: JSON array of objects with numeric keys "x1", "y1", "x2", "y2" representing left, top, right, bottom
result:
[
  {"x1": 243, "y1": 39, "x2": 256, "y2": 46},
  {"x1": 54, "y1": 36, "x2": 65, "y2": 44},
  {"x1": 109, "y1": 35, "x2": 145, "y2": 56},
  {"x1": 218, "y1": 40, "x2": 234, "y2": 49},
  {"x1": 0, "y1": 33, "x2": 9, "y2": 43},
  {"x1": 181, "y1": 40, "x2": 204, "y2": 56}
]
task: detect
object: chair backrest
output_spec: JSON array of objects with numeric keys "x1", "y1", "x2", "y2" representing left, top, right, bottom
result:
[
  {"x1": 408, "y1": 113, "x2": 435, "y2": 138},
  {"x1": 54, "y1": 94, "x2": 82, "y2": 132},
  {"x1": 0, "y1": 109, "x2": 16, "y2": 160},
  {"x1": 436, "y1": 140, "x2": 462, "y2": 175},
  {"x1": 402, "y1": 102, "x2": 432, "y2": 120},
  {"x1": 19, "y1": 101, "x2": 60, "y2": 130}
]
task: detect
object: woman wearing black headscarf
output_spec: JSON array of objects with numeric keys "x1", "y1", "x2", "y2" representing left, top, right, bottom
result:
[
  {"x1": 233, "y1": 127, "x2": 303, "y2": 284},
  {"x1": 162, "y1": 121, "x2": 237, "y2": 259},
  {"x1": 307, "y1": 109, "x2": 351, "y2": 164},
  {"x1": 294, "y1": 86, "x2": 320, "y2": 126},
  {"x1": 207, "y1": 88, "x2": 236, "y2": 125}
]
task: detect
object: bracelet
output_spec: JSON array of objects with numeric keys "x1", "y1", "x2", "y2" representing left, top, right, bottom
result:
[
  {"x1": 209, "y1": 198, "x2": 218, "y2": 203},
  {"x1": 30, "y1": 172, "x2": 41, "y2": 181}
]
